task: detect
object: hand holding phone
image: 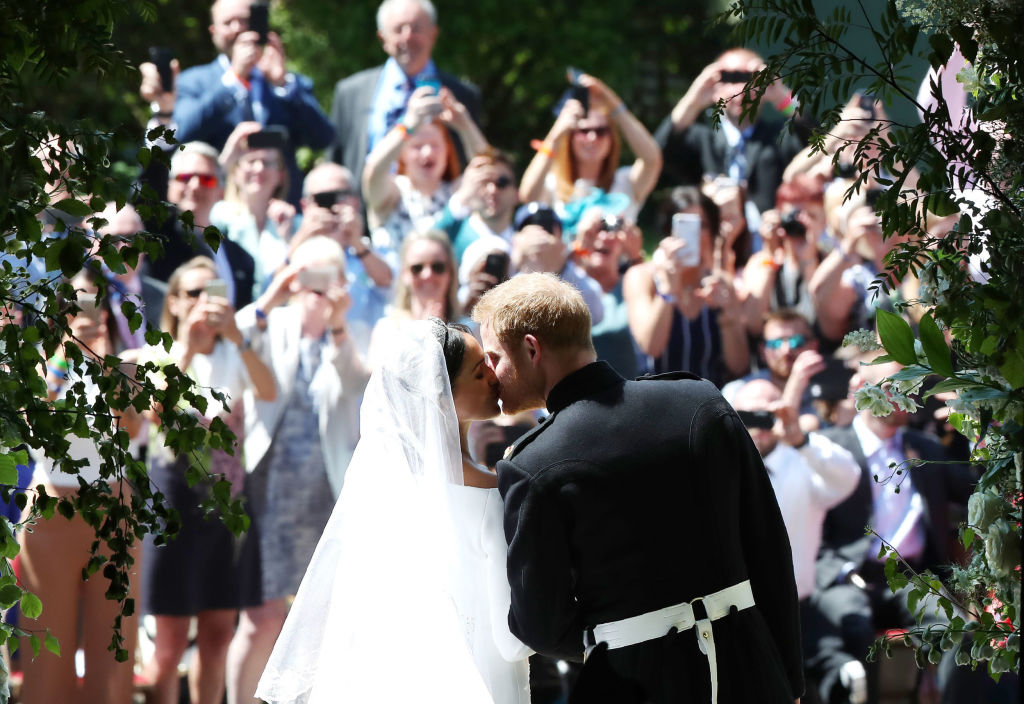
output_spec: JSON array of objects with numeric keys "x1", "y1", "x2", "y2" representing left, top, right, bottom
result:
[
  {"x1": 483, "y1": 252, "x2": 510, "y2": 282},
  {"x1": 148, "y1": 47, "x2": 176, "y2": 93},
  {"x1": 671, "y1": 213, "x2": 702, "y2": 268},
  {"x1": 249, "y1": 2, "x2": 270, "y2": 45},
  {"x1": 204, "y1": 279, "x2": 228, "y2": 300}
]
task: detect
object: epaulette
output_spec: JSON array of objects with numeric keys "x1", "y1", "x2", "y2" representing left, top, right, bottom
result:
[
  {"x1": 634, "y1": 371, "x2": 704, "y2": 382},
  {"x1": 501, "y1": 413, "x2": 554, "y2": 462}
]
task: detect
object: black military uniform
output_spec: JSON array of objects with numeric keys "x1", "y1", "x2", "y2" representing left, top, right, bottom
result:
[{"x1": 497, "y1": 361, "x2": 804, "y2": 704}]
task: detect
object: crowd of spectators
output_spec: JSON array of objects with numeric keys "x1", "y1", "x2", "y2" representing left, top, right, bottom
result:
[{"x1": 9, "y1": 1, "x2": 1011, "y2": 704}]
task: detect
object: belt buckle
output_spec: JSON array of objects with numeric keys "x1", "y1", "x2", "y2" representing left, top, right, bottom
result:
[{"x1": 689, "y1": 595, "x2": 709, "y2": 621}]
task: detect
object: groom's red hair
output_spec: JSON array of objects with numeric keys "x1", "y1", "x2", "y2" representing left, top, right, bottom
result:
[{"x1": 471, "y1": 273, "x2": 594, "y2": 353}]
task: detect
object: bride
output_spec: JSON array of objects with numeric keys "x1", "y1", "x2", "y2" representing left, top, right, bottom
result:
[{"x1": 256, "y1": 319, "x2": 532, "y2": 703}]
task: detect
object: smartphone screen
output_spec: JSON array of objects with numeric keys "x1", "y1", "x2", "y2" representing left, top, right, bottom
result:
[
  {"x1": 483, "y1": 252, "x2": 510, "y2": 281},
  {"x1": 148, "y1": 46, "x2": 175, "y2": 92},
  {"x1": 415, "y1": 75, "x2": 442, "y2": 96},
  {"x1": 249, "y1": 2, "x2": 270, "y2": 45},
  {"x1": 204, "y1": 279, "x2": 228, "y2": 299},
  {"x1": 671, "y1": 213, "x2": 702, "y2": 268}
]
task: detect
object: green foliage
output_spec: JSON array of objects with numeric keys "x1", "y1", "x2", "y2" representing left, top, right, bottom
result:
[
  {"x1": 730, "y1": 0, "x2": 1022, "y2": 677},
  {"x1": 1, "y1": 0, "x2": 249, "y2": 676},
  {"x1": 274, "y1": 0, "x2": 730, "y2": 167}
]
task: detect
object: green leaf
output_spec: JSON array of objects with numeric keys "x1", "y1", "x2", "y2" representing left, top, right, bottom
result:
[
  {"x1": 51, "y1": 198, "x2": 93, "y2": 217},
  {"x1": 999, "y1": 350, "x2": 1024, "y2": 389},
  {"x1": 20, "y1": 591, "x2": 43, "y2": 619},
  {"x1": 29, "y1": 633, "x2": 41, "y2": 658},
  {"x1": 44, "y1": 631, "x2": 61, "y2": 656},
  {"x1": 0, "y1": 453, "x2": 19, "y2": 485},
  {"x1": 0, "y1": 584, "x2": 22, "y2": 608},
  {"x1": 875, "y1": 310, "x2": 917, "y2": 365},
  {"x1": 918, "y1": 314, "x2": 954, "y2": 377}
]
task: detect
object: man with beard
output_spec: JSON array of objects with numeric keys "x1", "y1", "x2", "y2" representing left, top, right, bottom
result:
[{"x1": 473, "y1": 273, "x2": 804, "y2": 704}]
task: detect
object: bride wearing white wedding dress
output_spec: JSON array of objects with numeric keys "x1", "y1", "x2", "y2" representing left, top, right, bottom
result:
[{"x1": 256, "y1": 319, "x2": 532, "y2": 703}]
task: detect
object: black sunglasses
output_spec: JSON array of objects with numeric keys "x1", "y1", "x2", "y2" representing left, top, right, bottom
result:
[
  {"x1": 312, "y1": 189, "x2": 357, "y2": 208},
  {"x1": 490, "y1": 175, "x2": 513, "y2": 189},
  {"x1": 409, "y1": 261, "x2": 447, "y2": 276},
  {"x1": 575, "y1": 126, "x2": 612, "y2": 138},
  {"x1": 182, "y1": 288, "x2": 204, "y2": 299}
]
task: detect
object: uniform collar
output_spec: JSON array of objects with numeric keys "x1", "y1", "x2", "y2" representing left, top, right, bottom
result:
[{"x1": 545, "y1": 360, "x2": 622, "y2": 415}]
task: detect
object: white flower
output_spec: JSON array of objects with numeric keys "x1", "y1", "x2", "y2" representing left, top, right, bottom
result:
[
  {"x1": 891, "y1": 376, "x2": 924, "y2": 396},
  {"x1": 890, "y1": 392, "x2": 922, "y2": 413},
  {"x1": 854, "y1": 384, "x2": 894, "y2": 416},
  {"x1": 842, "y1": 329, "x2": 882, "y2": 351},
  {"x1": 985, "y1": 519, "x2": 1021, "y2": 578},
  {"x1": 968, "y1": 490, "x2": 1003, "y2": 532}
]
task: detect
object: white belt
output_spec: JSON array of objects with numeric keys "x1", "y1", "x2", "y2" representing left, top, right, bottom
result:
[{"x1": 585, "y1": 580, "x2": 755, "y2": 704}]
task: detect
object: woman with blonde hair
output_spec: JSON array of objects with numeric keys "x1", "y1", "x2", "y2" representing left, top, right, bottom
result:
[
  {"x1": 140, "y1": 255, "x2": 275, "y2": 704},
  {"x1": 368, "y1": 229, "x2": 461, "y2": 366},
  {"x1": 519, "y1": 73, "x2": 662, "y2": 224},
  {"x1": 226, "y1": 235, "x2": 371, "y2": 704}
]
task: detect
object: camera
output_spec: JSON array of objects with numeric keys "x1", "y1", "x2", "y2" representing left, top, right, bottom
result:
[
  {"x1": 736, "y1": 410, "x2": 775, "y2": 430},
  {"x1": 600, "y1": 215, "x2": 623, "y2": 233},
  {"x1": 780, "y1": 209, "x2": 806, "y2": 238}
]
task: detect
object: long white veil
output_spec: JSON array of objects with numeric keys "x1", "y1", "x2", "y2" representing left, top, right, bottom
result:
[{"x1": 256, "y1": 322, "x2": 494, "y2": 703}]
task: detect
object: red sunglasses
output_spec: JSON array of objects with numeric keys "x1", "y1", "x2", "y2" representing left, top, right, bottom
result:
[{"x1": 173, "y1": 172, "x2": 219, "y2": 189}]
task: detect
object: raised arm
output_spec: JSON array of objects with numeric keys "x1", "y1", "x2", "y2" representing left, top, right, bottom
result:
[{"x1": 518, "y1": 98, "x2": 585, "y2": 204}]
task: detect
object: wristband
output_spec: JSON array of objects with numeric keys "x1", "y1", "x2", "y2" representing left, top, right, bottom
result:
[
  {"x1": 47, "y1": 364, "x2": 68, "y2": 380},
  {"x1": 330, "y1": 325, "x2": 347, "y2": 337},
  {"x1": 610, "y1": 102, "x2": 628, "y2": 118},
  {"x1": 396, "y1": 123, "x2": 413, "y2": 139},
  {"x1": 657, "y1": 291, "x2": 677, "y2": 305},
  {"x1": 530, "y1": 139, "x2": 553, "y2": 159},
  {"x1": 254, "y1": 307, "x2": 268, "y2": 321}
]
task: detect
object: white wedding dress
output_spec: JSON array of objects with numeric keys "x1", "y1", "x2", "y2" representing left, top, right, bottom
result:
[{"x1": 256, "y1": 323, "x2": 531, "y2": 704}]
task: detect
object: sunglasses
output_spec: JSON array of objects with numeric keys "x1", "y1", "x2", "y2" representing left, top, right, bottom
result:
[
  {"x1": 764, "y1": 334, "x2": 808, "y2": 350},
  {"x1": 312, "y1": 189, "x2": 357, "y2": 208},
  {"x1": 409, "y1": 261, "x2": 447, "y2": 276},
  {"x1": 488, "y1": 175, "x2": 513, "y2": 189},
  {"x1": 575, "y1": 126, "x2": 612, "y2": 138},
  {"x1": 173, "y1": 172, "x2": 218, "y2": 188},
  {"x1": 181, "y1": 288, "x2": 205, "y2": 299}
]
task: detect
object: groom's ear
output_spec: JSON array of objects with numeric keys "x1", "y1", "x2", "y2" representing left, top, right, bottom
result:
[{"x1": 523, "y1": 334, "x2": 542, "y2": 367}]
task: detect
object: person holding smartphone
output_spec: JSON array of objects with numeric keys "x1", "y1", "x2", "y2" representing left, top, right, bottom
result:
[
  {"x1": 228, "y1": 236, "x2": 370, "y2": 704},
  {"x1": 623, "y1": 186, "x2": 749, "y2": 386},
  {"x1": 136, "y1": 256, "x2": 276, "y2": 704},
  {"x1": 655, "y1": 47, "x2": 804, "y2": 216},
  {"x1": 519, "y1": 70, "x2": 662, "y2": 225},
  {"x1": 168, "y1": 0, "x2": 334, "y2": 206},
  {"x1": 362, "y1": 83, "x2": 489, "y2": 262}
]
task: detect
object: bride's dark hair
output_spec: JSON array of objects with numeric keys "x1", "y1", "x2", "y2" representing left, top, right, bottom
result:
[{"x1": 428, "y1": 317, "x2": 471, "y2": 387}]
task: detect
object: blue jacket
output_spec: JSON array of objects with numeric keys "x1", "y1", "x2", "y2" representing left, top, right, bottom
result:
[{"x1": 172, "y1": 57, "x2": 335, "y2": 204}]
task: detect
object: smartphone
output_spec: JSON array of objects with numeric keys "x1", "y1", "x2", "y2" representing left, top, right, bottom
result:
[
  {"x1": 483, "y1": 252, "x2": 510, "y2": 282},
  {"x1": 76, "y1": 293, "x2": 104, "y2": 323},
  {"x1": 249, "y1": 2, "x2": 270, "y2": 45},
  {"x1": 719, "y1": 70, "x2": 753, "y2": 84},
  {"x1": 148, "y1": 46, "x2": 175, "y2": 92},
  {"x1": 570, "y1": 84, "x2": 589, "y2": 114},
  {"x1": 297, "y1": 265, "x2": 337, "y2": 292},
  {"x1": 204, "y1": 279, "x2": 228, "y2": 299},
  {"x1": 808, "y1": 358, "x2": 855, "y2": 401},
  {"x1": 670, "y1": 213, "x2": 702, "y2": 268},
  {"x1": 415, "y1": 74, "x2": 442, "y2": 96},
  {"x1": 736, "y1": 409, "x2": 775, "y2": 430},
  {"x1": 247, "y1": 126, "x2": 288, "y2": 151},
  {"x1": 780, "y1": 209, "x2": 806, "y2": 238}
]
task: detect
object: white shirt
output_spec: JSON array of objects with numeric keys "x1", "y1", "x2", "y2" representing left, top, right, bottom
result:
[
  {"x1": 764, "y1": 432, "x2": 861, "y2": 599},
  {"x1": 851, "y1": 415, "x2": 927, "y2": 563}
]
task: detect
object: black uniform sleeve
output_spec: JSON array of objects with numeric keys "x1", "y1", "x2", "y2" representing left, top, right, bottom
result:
[
  {"x1": 497, "y1": 458, "x2": 585, "y2": 661},
  {"x1": 699, "y1": 404, "x2": 806, "y2": 699}
]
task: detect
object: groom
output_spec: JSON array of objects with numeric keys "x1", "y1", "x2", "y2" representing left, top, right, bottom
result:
[{"x1": 473, "y1": 273, "x2": 805, "y2": 704}]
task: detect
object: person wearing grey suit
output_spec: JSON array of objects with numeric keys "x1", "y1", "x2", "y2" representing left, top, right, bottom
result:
[{"x1": 326, "y1": 0, "x2": 480, "y2": 189}]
